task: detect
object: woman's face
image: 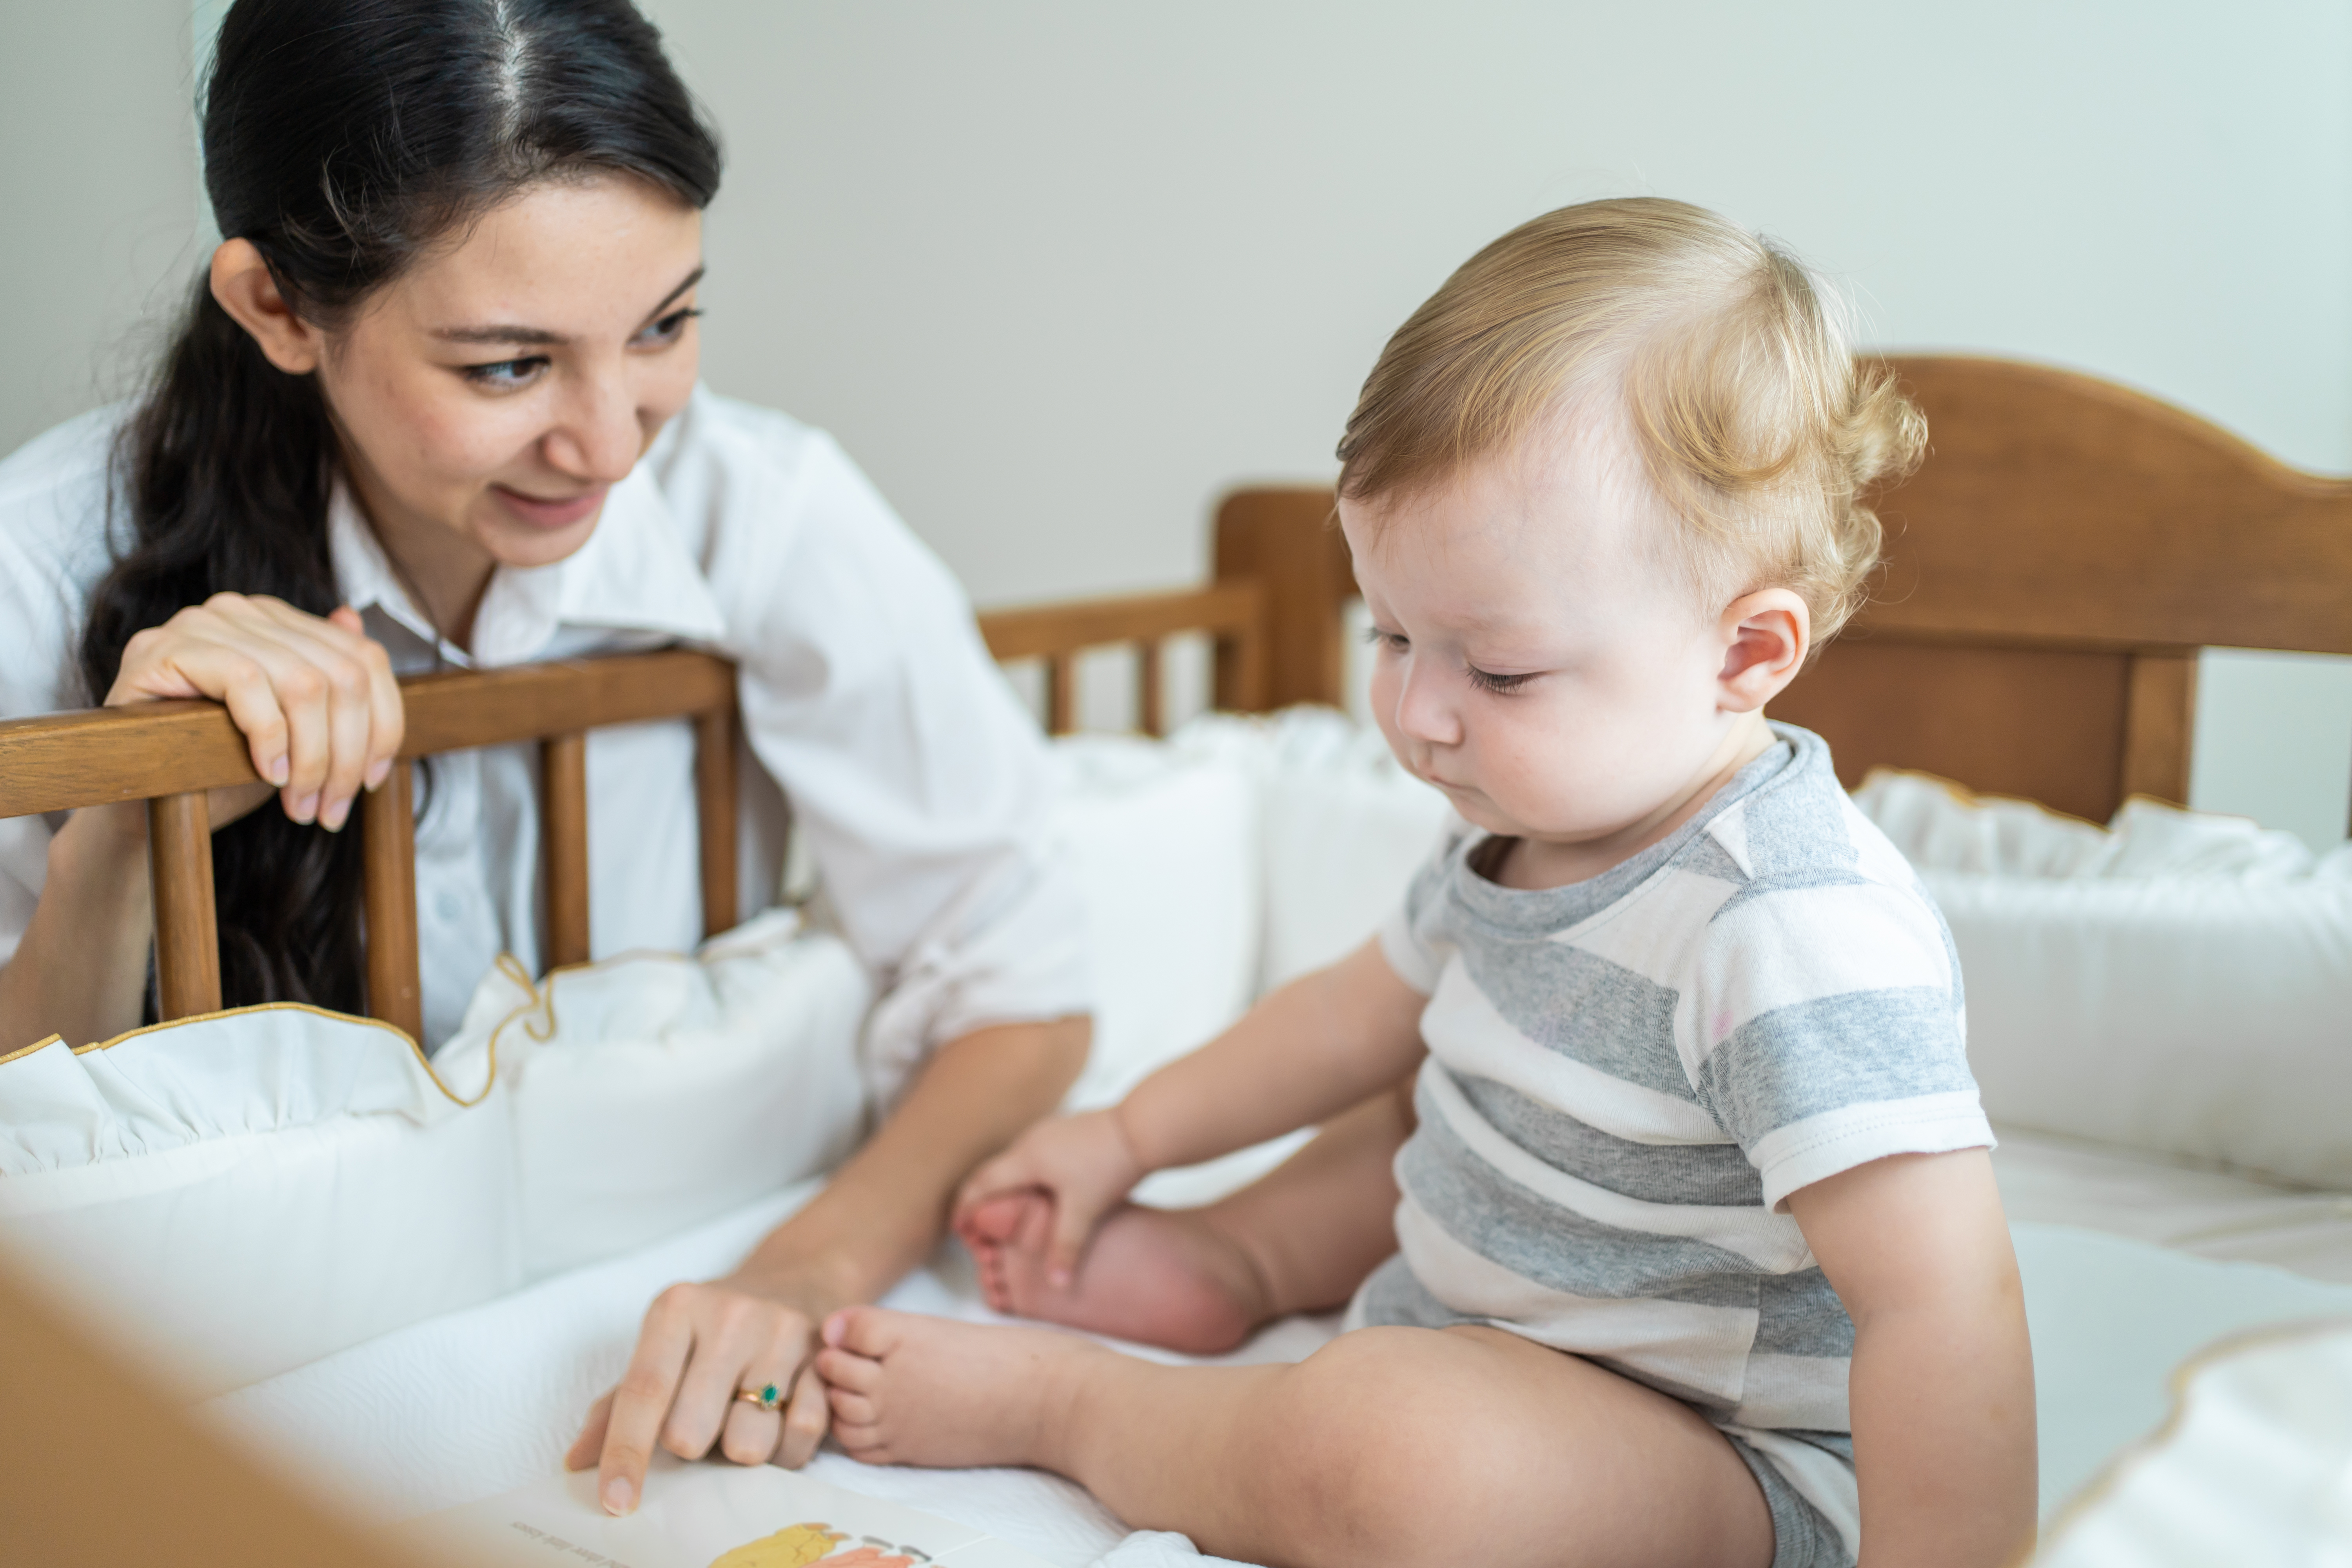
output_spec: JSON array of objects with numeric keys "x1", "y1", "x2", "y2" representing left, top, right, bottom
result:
[{"x1": 252, "y1": 175, "x2": 705, "y2": 576}]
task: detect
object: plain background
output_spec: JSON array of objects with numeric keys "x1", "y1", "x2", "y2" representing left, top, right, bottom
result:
[{"x1": 5, "y1": 1, "x2": 2350, "y2": 846}]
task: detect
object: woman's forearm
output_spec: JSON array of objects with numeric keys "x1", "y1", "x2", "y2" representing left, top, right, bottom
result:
[
  {"x1": 726, "y1": 1013, "x2": 1091, "y2": 1307},
  {"x1": 0, "y1": 806, "x2": 157, "y2": 1052}
]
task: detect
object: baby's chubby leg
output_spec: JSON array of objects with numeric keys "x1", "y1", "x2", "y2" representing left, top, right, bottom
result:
[
  {"x1": 818, "y1": 1309, "x2": 1773, "y2": 1568},
  {"x1": 964, "y1": 1082, "x2": 1411, "y2": 1351}
]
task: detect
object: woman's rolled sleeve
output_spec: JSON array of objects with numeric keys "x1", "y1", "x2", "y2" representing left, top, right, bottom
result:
[{"x1": 703, "y1": 409, "x2": 1093, "y2": 1105}]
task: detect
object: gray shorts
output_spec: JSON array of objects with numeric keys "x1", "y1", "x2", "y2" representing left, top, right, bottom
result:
[{"x1": 1723, "y1": 1434, "x2": 1855, "y2": 1568}]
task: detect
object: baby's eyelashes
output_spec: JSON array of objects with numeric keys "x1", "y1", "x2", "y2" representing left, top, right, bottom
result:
[{"x1": 1466, "y1": 666, "x2": 1534, "y2": 695}]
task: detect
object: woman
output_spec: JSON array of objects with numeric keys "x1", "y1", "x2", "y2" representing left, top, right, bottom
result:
[{"x1": 0, "y1": 0, "x2": 1090, "y2": 1516}]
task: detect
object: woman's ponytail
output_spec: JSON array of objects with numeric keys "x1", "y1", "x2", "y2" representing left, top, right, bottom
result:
[{"x1": 79, "y1": 280, "x2": 359, "y2": 1014}]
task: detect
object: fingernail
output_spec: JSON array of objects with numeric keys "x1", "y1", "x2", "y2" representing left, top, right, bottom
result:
[
  {"x1": 320, "y1": 797, "x2": 350, "y2": 833},
  {"x1": 291, "y1": 792, "x2": 319, "y2": 824},
  {"x1": 1049, "y1": 1268, "x2": 1071, "y2": 1289},
  {"x1": 602, "y1": 1475, "x2": 635, "y2": 1516},
  {"x1": 821, "y1": 1313, "x2": 844, "y2": 1346},
  {"x1": 364, "y1": 757, "x2": 392, "y2": 791},
  {"x1": 267, "y1": 755, "x2": 290, "y2": 787}
]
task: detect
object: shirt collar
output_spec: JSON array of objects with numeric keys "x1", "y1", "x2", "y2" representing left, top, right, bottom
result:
[{"x1": 328, "y1": 459, "x2": 726, "y2": 670}]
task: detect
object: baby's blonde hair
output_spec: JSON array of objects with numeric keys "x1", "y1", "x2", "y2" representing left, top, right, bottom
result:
[{"x1": 1336, "y1": 198, "x2": 1924, "y2": 642}]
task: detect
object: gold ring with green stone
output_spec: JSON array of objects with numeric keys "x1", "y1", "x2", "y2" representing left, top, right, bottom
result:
[{"x1": 736, "y1": 1381, "x2": 784, "y2": 1412}]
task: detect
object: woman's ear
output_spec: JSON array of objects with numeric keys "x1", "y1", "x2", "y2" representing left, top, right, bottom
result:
[
  {"x1": 1716, "y1": 588, "x2": 1810, "y2": 713},
  {"x1": 209, "y1": 239, "x2": 324, "y2": 375}
]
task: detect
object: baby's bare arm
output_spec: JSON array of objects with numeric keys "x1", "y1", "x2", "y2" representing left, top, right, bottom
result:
[
  {"x1": 1787, "y1": 1149, "x2": 2036, "y2": 1568},
  {"x1": 1117, "y1": 936, "x2": 1426, "y2": 1172},
  {"x1": 952, "y1": 939, "x2": 1424, "y2": 1275}
]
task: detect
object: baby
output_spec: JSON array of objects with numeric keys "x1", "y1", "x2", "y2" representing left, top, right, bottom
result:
[{"x1": 817, "y1": 199, "x2": 2035, "y2": 1568}]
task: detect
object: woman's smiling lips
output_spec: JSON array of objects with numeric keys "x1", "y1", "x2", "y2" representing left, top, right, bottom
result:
[{"x1": 491, "y1": 483, "x2": 608, "y2": 530}]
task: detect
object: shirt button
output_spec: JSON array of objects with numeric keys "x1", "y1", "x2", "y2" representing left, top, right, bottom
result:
[{"x1": 435, "y1": 892, "x2": 465, "y2": 921}]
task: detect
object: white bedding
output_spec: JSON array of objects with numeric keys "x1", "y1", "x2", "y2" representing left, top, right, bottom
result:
[
  {"x1": 195, "y1": 1131, "x2": 2352, "y2": 1564},
  {"x1": 1994, "y1": 1124, "x2": 2352, "y2": 1284},
  {"x1": 199, "y1": 1177, "x2": 1332, "y2": 1568},
  {"x1": 140, "y1": 740, "x2": 2352, "y2": 1560}
]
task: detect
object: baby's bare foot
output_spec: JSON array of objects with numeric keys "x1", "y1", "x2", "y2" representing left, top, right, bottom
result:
[
  {"x1": 957, "y1": 1192, "x2": 1029, "y2": 1313},
  {"x1": 965, "y1": 1191, "x2": 1267, "y2": 1354},
  {"x1": 817, "y1": 1307, "x2": 1101, "y2": 1470}
]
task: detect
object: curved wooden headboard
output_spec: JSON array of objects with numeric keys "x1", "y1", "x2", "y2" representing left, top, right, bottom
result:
[
  {"x1": 981, "y1": 356, "x2": 2352, "y2": 825},
  {"x1": 1775, "y1": 356, "x2": 2352, "y2": 821}
]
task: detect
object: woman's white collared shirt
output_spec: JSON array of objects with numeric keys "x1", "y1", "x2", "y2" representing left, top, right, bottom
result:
[{"x1": 0, "y1": 387, "x2": 1090, "y2": 1097}]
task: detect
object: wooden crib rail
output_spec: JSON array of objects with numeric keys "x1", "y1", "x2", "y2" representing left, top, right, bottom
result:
[
  {"x1": 0, "y1": 492, "x2": 1338, "y2": 1043},
  {"x1": 0, "y1": 649, "x2": 741, "y2": 1038},
  {"x1": 976, "y1": 581, "x2": 1266, "y2": 735}
]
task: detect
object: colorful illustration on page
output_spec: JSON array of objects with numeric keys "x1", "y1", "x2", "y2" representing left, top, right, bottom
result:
[{"x1": 708, "y1": 1520, "x2": 923, "y2": 1568}]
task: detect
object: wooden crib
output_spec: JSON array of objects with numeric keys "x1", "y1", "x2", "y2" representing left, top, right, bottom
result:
[{"x1": 2, "y1": 355, "x2": 2347, "y2": 1040}]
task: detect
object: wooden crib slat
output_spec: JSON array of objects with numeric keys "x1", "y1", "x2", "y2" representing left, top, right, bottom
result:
[
  {"x1": 1046, "y1": 655, "x2": 1076, "y2": 735},
  {"x1": 541, "y1": 733, "x2": 591, "y2": 969},
  {"x1": 2121, "y1": 651, "x2": 2198, "y2": 806},
  {"x1": 693, "y1": 706, "x2": 739, "y2": 940},
  {"x1": 1215, "y1": 611, "x2": 1270, "y2": 714},
  {"x1": 1138, "y1": 641, "x2": 1164, "y2": 737},
  {"x1": 361, "y1": 764, "x2": 423, "y2": 1040},
  {"x1": 147, "y1": 791, "x2": 221, "y2": 1020}
]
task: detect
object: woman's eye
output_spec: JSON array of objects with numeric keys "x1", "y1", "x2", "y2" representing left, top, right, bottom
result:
[
  {"x1": 1467, "y1": 666, "x2": 1534, "y2": 695},
  {"x1": 635, "y1": 307, "x2": 702, "y2": 347},
  {"x1": 1363, "y1": 627, "x2": 1408, "y2": 653},
  {"x1": 462, "y1": 356, "x2": 548, "y2": 390}
]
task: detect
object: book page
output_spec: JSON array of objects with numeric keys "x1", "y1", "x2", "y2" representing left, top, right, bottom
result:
[{"x1": 385, "y1": 1456, "x2": 1054, "y2": 1568}]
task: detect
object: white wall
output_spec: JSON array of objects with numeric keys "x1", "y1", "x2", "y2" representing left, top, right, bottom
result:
[
  {"x1": 10, "y1": 2, "x2": 2352, "y2": 843},
  {"x1": 646, "y1": 0, "x2": 2352, "y2": 606},
  {"x1": 2193, "y1": 653, "x2": 2352, "y2": 851},
  {"x1": 0, "y1": 0, "x2": 198, "y2": 456},
  {"x1": 645, "y1": 0, "x2": 2352, "y2": 844}
]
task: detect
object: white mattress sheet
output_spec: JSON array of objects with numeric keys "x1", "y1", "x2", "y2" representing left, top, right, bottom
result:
[
  {"x1": 195, "y1": 1133, "x2": 2352, "y2": 1563},
  {"x1": 199, "y1": 1178, "x2": 1331, "y2": 1568},
  {"x1": 1991, "y1": 1123, "x2": 2352, "y2": 1283}
]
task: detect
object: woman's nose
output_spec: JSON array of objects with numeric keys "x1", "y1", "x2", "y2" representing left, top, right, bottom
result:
[{"x1": 542, "y1": 370, "x2": 645, "y2": 484}]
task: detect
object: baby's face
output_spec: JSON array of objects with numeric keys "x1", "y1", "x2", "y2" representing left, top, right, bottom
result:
[{"x1": 1344, "y1": 412, "x2": 1764, "y2": 860}]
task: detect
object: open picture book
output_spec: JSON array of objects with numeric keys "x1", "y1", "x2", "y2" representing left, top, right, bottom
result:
[{"x1": 385, "y1": 1457, "x2": 1057, "y2": 1568}]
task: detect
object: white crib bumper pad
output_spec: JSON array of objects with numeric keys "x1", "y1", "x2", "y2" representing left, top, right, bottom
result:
[
  {"x1": 0, "y1": 1002, "x2": 490, "y2": 1175},
  {"x1": 0, "y1": 1005, "x2": 510, "y2": 1400},
  {"x1": 0, "y1": 907, "x2": 877, "y2": 1401},
  {"x1": 1851, "y1": 769, "x2": 2352, "y2": 1188}
]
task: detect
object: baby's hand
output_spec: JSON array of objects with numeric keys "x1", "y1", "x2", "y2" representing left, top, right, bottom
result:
[{"x1": 953, "y1": 1109, "x2": 1146, "y2": 1288}]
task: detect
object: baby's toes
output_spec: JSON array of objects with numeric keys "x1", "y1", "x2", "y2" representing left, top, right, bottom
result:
[
  {"x1": 831, "y1": 1419, "x2": 892, "y2": 1465},
  {"x1": 824, "y1": 1305, "x2": 906, "y2": 1359},
  {"x1": 976, "y1": 1256, "x2": 1015, "y2": 1312},
  {"x1": 962, "y1": 1193, "x2": 1031, "y2": 1245},
  {"x1": 826, "y1": 1385, "x2": 878, "y2": 1428},
  {"x1": 1009, "y1": 1192, "x2": 1058, "y2": 1258},
  {"x1": 815, "y1": 1345, "x2": 881, "y2": 1394}
]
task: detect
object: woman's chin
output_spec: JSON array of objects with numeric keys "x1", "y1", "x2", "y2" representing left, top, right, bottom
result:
[{"x1": 476, "y1": 510, "x2": 604, "y2": 572}]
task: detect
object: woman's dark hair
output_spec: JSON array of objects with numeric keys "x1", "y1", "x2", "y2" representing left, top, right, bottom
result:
[{"x1": 79, "y1": 0, "x2": 721, "y2": 1020}]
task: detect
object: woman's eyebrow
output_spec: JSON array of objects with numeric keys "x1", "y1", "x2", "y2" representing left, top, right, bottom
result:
[
  {"x1": 433, "y1": 322, "x2": 567, "y2": 346},
  {"x1": 639, "y1": 264, "x2": 705, "y2": 325},
  {"x1": 430, "y1": 265, "x2": 706, "y2": 346}
]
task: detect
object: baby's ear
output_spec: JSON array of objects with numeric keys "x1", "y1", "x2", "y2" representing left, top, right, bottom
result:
[{"x1": 1716, "y1": 589, "x2": 1809, "y2": 712}]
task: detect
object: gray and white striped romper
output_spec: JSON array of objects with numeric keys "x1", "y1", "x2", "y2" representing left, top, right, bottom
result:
[{"x1": 1352, "y1": 725, "x2": 1993, "y2": 1568}]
